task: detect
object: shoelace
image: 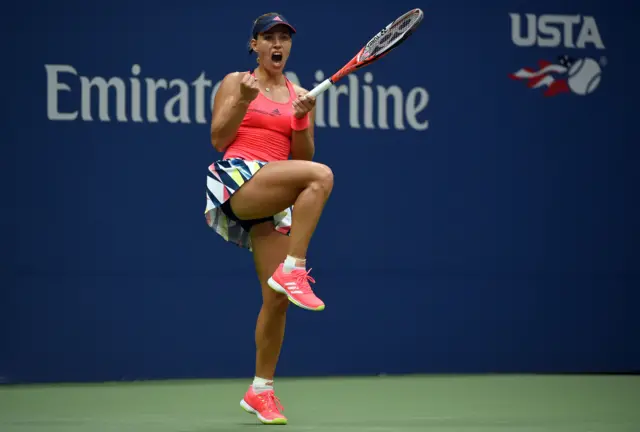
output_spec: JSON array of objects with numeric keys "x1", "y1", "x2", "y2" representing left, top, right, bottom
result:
[
  {"x1": 258, "y1": 391, "x2": 284, "y2": 414},
  {"x1": 294, "y1": 268, "x2": 316, "y2": 294}
]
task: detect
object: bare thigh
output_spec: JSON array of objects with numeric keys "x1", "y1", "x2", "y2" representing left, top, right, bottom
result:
[
  {"x1": 230, "y1": 160, "x2": 333, "y2": 220},
  {"x1": 251, "y1": 221, "x2": 290, "y2": 305}
]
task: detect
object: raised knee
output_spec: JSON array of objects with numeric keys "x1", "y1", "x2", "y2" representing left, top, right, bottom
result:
[{"x1": 312, "y1": 163, "x2": 334, "y2": 193}]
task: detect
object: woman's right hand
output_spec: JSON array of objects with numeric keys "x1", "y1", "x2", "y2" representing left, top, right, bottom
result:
[{"x1": 239, "y1": 73, "x2": 260, "y2": 103}]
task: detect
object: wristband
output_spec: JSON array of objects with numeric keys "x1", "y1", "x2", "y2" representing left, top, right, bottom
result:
[{"x1": 291, "y1": 114, "x2": 310, "y2": 131}]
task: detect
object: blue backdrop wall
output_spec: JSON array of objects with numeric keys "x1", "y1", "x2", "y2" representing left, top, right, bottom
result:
[{"x1": 2, "y1": 0, "x2": 639, "y2": 384}]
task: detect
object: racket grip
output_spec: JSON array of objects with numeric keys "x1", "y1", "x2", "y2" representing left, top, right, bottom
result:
[{"x1": 308, "y1": 79, "x2": 333, "y2": 98}]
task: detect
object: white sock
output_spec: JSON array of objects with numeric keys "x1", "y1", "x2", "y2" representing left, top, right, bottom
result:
[
  {"x1": 252, "y1": 376, "x2": 274, "y2": 394},
  {"x1": 283, "y1": 255, "x2": 306, "y2": 273}
]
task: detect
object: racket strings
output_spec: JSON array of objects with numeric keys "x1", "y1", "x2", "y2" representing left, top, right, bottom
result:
[{"x1": 365, "y1": 12, "x2": 421, "y2": 58}]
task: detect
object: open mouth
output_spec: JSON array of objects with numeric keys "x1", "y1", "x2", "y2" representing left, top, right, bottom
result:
[{"x1": 271, "y1": 53, "x2": 283, "y2": 62}]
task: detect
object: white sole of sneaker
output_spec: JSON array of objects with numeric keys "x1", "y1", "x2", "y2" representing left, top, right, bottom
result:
[
  {"x1": 267, "y1": 277, "x2": 325, "y2": 311},
  {"x1": 240, "y1": 399, "x2": 287, "y2": 425}
]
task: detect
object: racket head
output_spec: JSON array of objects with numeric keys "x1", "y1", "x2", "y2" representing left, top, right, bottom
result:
[
  {"x1": 358, "y1": 8, "x2": 424, "y2": 63},
  {"x1": 329, "y1": 8, "x2": 424, "y2": 82}
]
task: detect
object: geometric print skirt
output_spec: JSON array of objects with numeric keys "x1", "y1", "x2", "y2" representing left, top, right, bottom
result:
[{"x1": 204, "y1": 158, "x2": 292, "y2": 251}]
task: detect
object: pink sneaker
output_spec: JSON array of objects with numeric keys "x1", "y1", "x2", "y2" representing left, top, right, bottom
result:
[
  {"x1": 240, "y1": 386, "x2": 287, "y2": 425},
  {"x1": 268, "y1": 264, "x2": 325, "y2": 311}
]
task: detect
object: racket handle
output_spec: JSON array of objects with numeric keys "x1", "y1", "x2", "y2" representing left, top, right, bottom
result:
[{"x1": 307, "y1": 79, "x2": 333, "y2": 98}]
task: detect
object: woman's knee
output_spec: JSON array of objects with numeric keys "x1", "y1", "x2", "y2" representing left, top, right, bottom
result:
[
  {"x1": 308, "y1": 162, "x2": 334, "y2": 195},
  {"x1": 262, "y1": 290, "x2": 289, "y2": 314}
]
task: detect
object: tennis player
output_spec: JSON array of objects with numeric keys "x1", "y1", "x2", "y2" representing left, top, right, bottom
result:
[{"x1": 205, "y1": 12, "x2": 333, "y2": 425}]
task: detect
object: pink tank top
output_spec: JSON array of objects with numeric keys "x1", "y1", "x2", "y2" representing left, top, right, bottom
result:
[{"x1": 223, "y1": 72, "x2": 297, "y2": 162}]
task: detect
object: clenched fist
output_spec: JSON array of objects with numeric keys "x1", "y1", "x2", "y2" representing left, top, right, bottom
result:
[{"x1": 239, "y1": 73, "x2": 260, "y2": 103}]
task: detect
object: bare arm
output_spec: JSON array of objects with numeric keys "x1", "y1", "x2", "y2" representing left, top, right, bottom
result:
[
  {"x1": 290, "y1": 85, "x2": 316, "y2": 161},
  {"x1": 210, "y1": 72, "x2": 256, "y2": 152}
]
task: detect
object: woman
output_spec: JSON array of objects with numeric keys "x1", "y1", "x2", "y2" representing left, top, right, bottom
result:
[{"x1": 204, "y1": 12, "x2": 334, "y2": 425}]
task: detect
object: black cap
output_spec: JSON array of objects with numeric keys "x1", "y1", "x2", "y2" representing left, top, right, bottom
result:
[{"x1": 248, "y1": 14, "x2": 296, "y2": 53}]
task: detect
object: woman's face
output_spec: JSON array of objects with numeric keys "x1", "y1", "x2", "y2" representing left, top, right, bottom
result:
[{"x1": 251, "y1": 25, "x2": 292, "y2": 72}]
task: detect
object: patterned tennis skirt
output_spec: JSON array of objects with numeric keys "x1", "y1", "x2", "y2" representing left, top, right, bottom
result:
[{"x1": 204, "y1": 158, "x2": 292, "y2": 251}]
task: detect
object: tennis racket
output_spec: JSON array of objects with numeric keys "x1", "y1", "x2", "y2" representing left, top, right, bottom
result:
[{"x1": 307, "y1": 8, "x2": 424, "y2": 98}]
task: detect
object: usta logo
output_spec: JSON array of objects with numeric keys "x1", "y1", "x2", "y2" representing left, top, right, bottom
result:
[
  {"x1": 509, "y1": 13, "x2": 605, "y2": 49},
  {"x1": 44, "y1": 64, "x2": 429, "y2": 131},
  {"x1": 509, "y1": 13, "x2": 606, "y2": 97}
]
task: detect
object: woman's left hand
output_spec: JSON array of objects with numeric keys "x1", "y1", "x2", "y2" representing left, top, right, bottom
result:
[{"x1": 292, "y1": 91, "x2": 316, "y2": 119}]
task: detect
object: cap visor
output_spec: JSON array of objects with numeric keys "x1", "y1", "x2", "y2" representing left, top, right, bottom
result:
[{"x1": 261, "y1": 22, "x2": 296, "y2": 34}]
